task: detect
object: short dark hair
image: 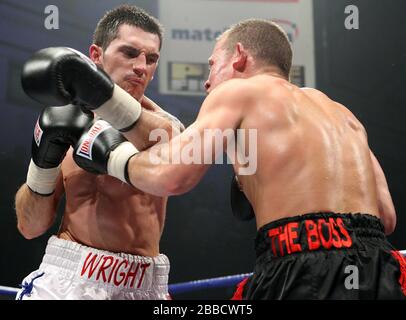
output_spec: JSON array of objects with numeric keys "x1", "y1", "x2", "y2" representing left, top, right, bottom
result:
[
  {"x1": 222, "y1": 19, "x2": 292, "y2": 79},
  {"x1": 93, "y1": 5, "x2": 164, "y2": 51}
]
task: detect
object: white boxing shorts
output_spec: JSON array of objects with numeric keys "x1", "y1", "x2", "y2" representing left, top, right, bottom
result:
[{"x1": 16, "y1": 236, "x2": 170, "y2": 300}]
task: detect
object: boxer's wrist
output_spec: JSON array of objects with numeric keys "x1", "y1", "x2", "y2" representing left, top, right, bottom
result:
[
  {"x1": 95, "y1": 84, "x2": 142, "y2": 132},
  {"x1": 107, "y1": 142, "x2": 139, "y2": 184},
  {"x1": 26, "y1": 159, "x2": 61, "y2": 196}
]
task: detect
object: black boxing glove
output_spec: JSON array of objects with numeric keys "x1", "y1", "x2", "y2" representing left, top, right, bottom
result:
[
  {"x1": 22, "y1": 47, "x2": 141, "y2": 131},
  {"x1": 73, "y1": 120, "x2": 139, "y2": 183},
  {"x1": 230, "y1": 175, "x2": 255, "y2": 221},
  {"x1": 26, "y1": 105, "x2": 94, "y2": 195}
]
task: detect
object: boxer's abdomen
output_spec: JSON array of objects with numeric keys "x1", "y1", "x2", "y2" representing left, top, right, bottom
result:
[{"x1": 58, "y1": 149, "x2": 166, "y2": 256}]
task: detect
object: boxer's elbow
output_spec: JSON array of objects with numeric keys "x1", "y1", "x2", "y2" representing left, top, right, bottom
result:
[
  {"x1": 160, "y1": 166, "x2": 199, "y2": 196},
  {"x1": 18, "y1": 224, "x2": 36, "y2": 240},
  {"x1": 160, "y1": 175, "x2": 189, "y2": 196},
  {"x1": 162, "y1": 184, "x2": 182, "y2": 196},
  {"x1": 16, "y1": 211, "x2": 54, "y2": 240},
  {"x1": 164, "y1": 182, "x2": 193, "y2": 196},
  {"x1": 17, "y1": 221, "x2": 47, "y2": 240}
]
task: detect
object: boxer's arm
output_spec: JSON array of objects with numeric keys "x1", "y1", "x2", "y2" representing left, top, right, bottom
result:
[
  {"x1": 122, "y1": 97, "x2": 184, "y2": 150},
  {"x1": 126, "y1": 80, "x2": 250, "y2": 196},
  {"x1": 22, "y1": 47, "x2": 182, "y2": 149},
  {"x1": 15, "y1": 173, "x2": 64, "y2": 239},
  {"x1": 370, "y1": 151, "x2": 396, "y2": 235}
]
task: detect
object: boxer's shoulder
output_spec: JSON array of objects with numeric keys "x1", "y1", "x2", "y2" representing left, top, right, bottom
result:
[
  {"x1": 301, "y1": 87, "x2": 334, "y2": 104},
  {"x1": 208, "y1": 78, "x2": 260, "y2": 106},
  {"x1": 250, "y1": 75, "x2": 295, "y2": 101}
]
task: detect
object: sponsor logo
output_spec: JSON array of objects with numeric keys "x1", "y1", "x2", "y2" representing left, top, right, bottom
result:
[
  {"x1": 76, "y1": 121, "x2": 111, "y2": 160},
  {"x1": 33, "y1": 118, "x2": 43, "y2": 147}
]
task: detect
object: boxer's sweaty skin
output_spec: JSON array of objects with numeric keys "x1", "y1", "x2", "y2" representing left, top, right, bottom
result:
[
  {"x1": 127, "y1": 74, "x2": 396, "y2": 234},
  {"x1": 232, "y1": 75, "x2": 383, "y2": 229},
  {"x1": 57, "y1": 148, "x2": 166, "y2": 256},
  {"x1": 15, "y1": 103, "x2": 177, "y2": 256}
]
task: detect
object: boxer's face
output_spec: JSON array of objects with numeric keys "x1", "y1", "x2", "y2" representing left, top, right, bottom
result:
[
  {"x1": 91, "y1": 24, "x2": 160, "y2": 101},
  {"x1": 205, "y1": 37, "x2": 234, "y2": 94}
]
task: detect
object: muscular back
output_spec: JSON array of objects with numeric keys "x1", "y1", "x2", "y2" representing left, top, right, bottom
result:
[
  {"x1": 58, "y1": 148, "x2": 167, "y2": 256},
  {"x1": 237, "y1": 75, "x2": 379, "y2": 228}
]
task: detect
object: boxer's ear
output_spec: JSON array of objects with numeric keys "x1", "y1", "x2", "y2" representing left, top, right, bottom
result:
[
  {"x1": 89, "y1": 44, "x2": 103, "y2": 66},
  {"x1": 232, "y1": 42, "x2": 247, "y2": 72}
]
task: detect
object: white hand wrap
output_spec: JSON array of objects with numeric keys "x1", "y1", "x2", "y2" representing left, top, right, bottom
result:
[
  {"x1": 107, "y1": 142, "x2": 139, "y2": 184},
  {"x1": 95, "y1": 84, "x2": 142, "y2": 131},
  {"x1": 26, "y1": 160, "x2": 61, "y2": 195}
]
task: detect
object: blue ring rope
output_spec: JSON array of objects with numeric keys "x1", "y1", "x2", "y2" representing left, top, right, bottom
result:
[{"x1": 168, "y1": 273, "x2": 252, "y2": 295}]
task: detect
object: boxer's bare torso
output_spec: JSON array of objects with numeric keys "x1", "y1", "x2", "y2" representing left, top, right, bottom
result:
[
  {"x1": 57, "y1": 149, "x2": 166, "y2": 256},
  {"x1": 234, "y1": 75, "x2": 380, "y2": 229}
]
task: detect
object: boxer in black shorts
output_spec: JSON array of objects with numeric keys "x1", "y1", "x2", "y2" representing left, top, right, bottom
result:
[{"x1": 232, "y1": 212, "x2": 406, "y2": 300}]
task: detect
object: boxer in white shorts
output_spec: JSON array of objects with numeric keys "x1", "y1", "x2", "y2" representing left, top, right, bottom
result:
[
  {"x1": 17, "y1": 236, "x2": 170, "y2": 300},
  {"x1": 15, "y1": 5, "x2": 183, "y2": 300}
]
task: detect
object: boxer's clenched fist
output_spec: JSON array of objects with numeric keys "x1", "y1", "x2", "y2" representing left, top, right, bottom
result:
[
  {"x1": 22, "y1": 47, "x2": 141, "y2": 131},
  {"x1": 26, "y1": 105, "x2": 93, "y2": 195}
]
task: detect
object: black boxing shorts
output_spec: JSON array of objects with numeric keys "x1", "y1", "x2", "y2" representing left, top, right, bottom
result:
[{"x1": 232, "y1": 212, "x2": 406, "y2": 300}]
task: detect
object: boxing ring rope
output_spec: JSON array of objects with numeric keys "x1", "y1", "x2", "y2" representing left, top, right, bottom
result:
[
  {"x1": 0, "y1": 285, "x2": 20, "y2": 296},
  {"x1": 0, "y1": 273, "x2": 253, "y2": 298},
  {"x1": 1, "y1": 251, "x2": 405, "y2": 298},
  {"x1": 169, "y1": 273, "x2": 253, "y2": 295}
]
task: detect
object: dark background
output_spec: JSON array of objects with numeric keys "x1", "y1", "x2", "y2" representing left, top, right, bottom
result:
[{"x1": 0, "y1": 0, "x2": 405, "y2": 299}]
